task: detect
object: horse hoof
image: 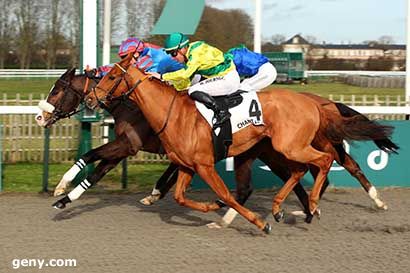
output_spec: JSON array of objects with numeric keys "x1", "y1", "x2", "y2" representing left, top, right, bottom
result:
[
  {"x1": 215, "y1": 199, "x2": 227, "y2": 208},
  {"x1": 54, "y1": 189, "x2": 65, "y2": 197},
  {"x1": 291, "y1": 210, "x2": 307, "y2": 217},
  {"x1": 52, "y1": 201, "x2": 66, "y2": 210},
  {"x1": 139, "y1": 196, "x2": 153, "y2": 206},
  {"x1": 139, "y1": 194, "x2": 160, "y2": 206},
  {"x1": 314, "y1": 208, "x2": 321, "y2": 219},
  {"x1": 273, "y1": 210, "x2": 284, "y2": 223},
  {"x1": 262, "y1": 223, "x2": 272, "y2": 234},
  {"x1": 206, "y1": 222, "x2": 223, "y2": 229},
  {"x1": 305, "y1": 213, "x2": 313, "y2": 224},
  {"x1": 375, "y1": 201, "x2": 388, "y2": 210}
]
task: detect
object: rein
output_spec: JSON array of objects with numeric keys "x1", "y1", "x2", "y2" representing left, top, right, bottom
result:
[
  {"x1": 49, "y1": 76, "x2": 95, "y2": 122},
  {"x1": 97, "y1": 63, "x2": 175, "y2": 135},
  {"x1": 155, "y1": 92, "x2": 177, "y2": 136}
]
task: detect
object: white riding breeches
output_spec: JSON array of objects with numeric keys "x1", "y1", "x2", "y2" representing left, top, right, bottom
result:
[
  {"x1": 188, "y1": 69, "x2": 241, "y2": 96},
  {"x1": 239, "y1": 62, "x2": 277, "y2": 92}
]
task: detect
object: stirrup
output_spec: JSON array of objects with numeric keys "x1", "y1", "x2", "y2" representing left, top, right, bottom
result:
[{"x1": 213, "y1": 111, "x2": 231, "y2": 128}]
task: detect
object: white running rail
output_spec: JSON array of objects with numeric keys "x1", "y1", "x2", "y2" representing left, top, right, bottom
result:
[
  {"x1": 0, "y1": 69, "x2": 66, "y2": 78},
  {"x1": 306, "y1": 71, "x2": 405, "y2": 77},
  {"x1": 0, "y1": 105, "x2": 410, "y2": 115}
]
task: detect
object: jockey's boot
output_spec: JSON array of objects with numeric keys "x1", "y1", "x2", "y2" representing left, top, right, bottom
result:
[{"x1": 190, "y1": 91, "x2": 231, "y2": 128}]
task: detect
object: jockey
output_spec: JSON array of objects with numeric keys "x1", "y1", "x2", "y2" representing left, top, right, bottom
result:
[
  {"x1": 148, "y1": 32, "x2": 240, "y2": 127},
  {"x1": 227, "y1": 45, "x2": 277, "y2": 92},
  {"x1": 88, "y1": 37, "x2": 183, "y2": 78}
]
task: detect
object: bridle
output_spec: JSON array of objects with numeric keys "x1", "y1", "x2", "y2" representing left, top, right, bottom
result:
[
  {"x1": 93, "y1": 63, "x2": 150, "y2": 108},
  {"x1": 93, "y1": 63, "x2": 177, "y2": 136},
  {"x1": 47, "y1": 76, "x2": 95, "y2": 123}
]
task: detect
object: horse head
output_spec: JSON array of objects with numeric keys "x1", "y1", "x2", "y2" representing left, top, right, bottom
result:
[
  {"x1": 85, "y1": 53, "x2": 139, "y2": 109},
  {"x1": 36, "y1": 68, "x2": 95, "y2": 127}
]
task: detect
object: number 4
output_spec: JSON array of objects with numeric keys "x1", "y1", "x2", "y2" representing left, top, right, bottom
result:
[{"x1": 249, "y1": 100, "x2": 261, "y2": 121}]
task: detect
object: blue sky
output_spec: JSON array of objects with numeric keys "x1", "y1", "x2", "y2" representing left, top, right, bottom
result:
[{"x1": 206, "y1": 0, "x2": 407, "y2": 44}]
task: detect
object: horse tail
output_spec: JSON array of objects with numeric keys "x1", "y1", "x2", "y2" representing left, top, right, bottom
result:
[
  {"x1": 320, "y1": 107, "x2": 396, "y2": 151},
  {"x1": 333, "y1": 102, "x2": 399, "y2": 154}
]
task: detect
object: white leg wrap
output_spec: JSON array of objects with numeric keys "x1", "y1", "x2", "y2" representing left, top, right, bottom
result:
[
  {"x1": 151, "y1": 188, "x2": 161, "y2": 196},
  {"x1": 67, "y1": 179, "x2": 91, "y2": 201},
  {"x1": 61, "y1": 160, "x2": 86, "y2": 183},
  {"x1": 368, "y1": 186, "x2": 388, "y2": 210},
  {"x1": 221, "y1": 208, "x2": 238, "y2": 225},
  {"x1": 368, "y1": 186, "x2": 378, "y2": 199}
]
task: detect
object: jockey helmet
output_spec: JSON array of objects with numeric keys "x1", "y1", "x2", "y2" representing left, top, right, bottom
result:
[
  {"x1": 164, "y1": 32, "x2": 189, "y2": 52},
  {"x1": 118, "y1": 37, "x2": 144, "y2": 57}
]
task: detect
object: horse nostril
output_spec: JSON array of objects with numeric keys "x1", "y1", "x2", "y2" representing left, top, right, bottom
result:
[{"x1": 36, "y1": 115, "x2": 42, "y2": 121}]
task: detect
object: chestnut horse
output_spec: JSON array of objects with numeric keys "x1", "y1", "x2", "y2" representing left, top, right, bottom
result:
[
  {"x1": 85, "y1": 55, "x2": 394, "y2": 232},
  {"x1": 38, "y1": 68, "x2": 394, "y2": 227},
  {"x1": 36, "y1": 68, "x2": 311, "y2": 212}
]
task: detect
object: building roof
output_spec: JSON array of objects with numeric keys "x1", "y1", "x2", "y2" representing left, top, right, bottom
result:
[
  {"x1": 282, "y1": 34, "x2": 405, "y2": 50},
  {"x1": 283, "y1": 34, "x2": 310, "y2": 45},
  {"x1": 319, "y1": 44, "x2": 405, "y2": 50}
]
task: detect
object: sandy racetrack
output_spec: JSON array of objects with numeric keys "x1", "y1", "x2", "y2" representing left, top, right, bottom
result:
[{"x1": 1, "y1": 188, "x2": 409, "y2": 273}]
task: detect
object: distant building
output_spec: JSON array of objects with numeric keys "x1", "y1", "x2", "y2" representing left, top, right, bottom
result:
[
  {"x1": 280, "y1": 34, "x2": 406, "y2": 70},
  {"x1": 282, "y1": 34, "x2": 311, "y2": 54}
]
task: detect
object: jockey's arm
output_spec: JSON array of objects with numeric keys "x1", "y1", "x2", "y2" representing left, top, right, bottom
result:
[{"x1": 161, "y1": 59, "x2": 200, "y2": 91}]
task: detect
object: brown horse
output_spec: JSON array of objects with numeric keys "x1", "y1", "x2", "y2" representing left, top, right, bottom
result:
[
  {"x1": 85, "y1": 54, "x2": 393, "y2": 232},
  {"x1": 36, "y1": 68, "x2": 311, "y2": 213},
  {"x1": 39, "y1": 68, "x2": 394, "y2": 227}
]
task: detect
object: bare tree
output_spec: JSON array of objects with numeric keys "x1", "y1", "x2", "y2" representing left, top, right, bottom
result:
[
  {"x1": 378, "y1": 35, "x2": 395, "y2": 45},
  {"x1": 362, "y1": 40, "x2": 378, "y2": 45},
  {"x1": 268, "y1": 34, "x2": 286, "y2": 45},
  {"x1": 111, "y1": 0, "x2": 127, "y2": 44},
  {"x1": 0, "y1": 0, "x2": 14, "y2": 68},
  {"x1": 126, "y1": 0, "x2": 155, "y2": 39},
  {"x1": 41, "y1": 0, "x2": 63, "y2": 68},
  {"x1": 14, "y1": 0, "x2": 40, "y2": 69},
  {"x1": 63, "y1": 0, "x2": 80, "y2": 67},
  {"x1": 305, "y1": 35, "x2": 318, "y2": 44}
]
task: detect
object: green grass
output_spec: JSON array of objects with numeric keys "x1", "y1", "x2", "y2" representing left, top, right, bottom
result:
[
  {"x1": 0, "y1": 78, "x2": 406, "y2": 192},
  {"x1": 0, "y1": 78, "x2": 58, "y2": 99},
  {"x1": 2, "y1": 163, "x2": 168, "y2": 193},
  {"x1": 0, "y1": 78, "x2": 405, "y2": 100},
  {"x1": 272, "y1": 82, "x2": 404, "y2": 97}
]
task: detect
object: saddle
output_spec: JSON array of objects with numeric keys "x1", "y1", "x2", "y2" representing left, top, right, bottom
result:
[{"x1": 213, "y1": 91, "x2": 245, "y2": 109}]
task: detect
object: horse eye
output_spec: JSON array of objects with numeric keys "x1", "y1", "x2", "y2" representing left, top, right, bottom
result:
[{"x1": 109, "y1": 75, "x2": 115, "y2": 80}]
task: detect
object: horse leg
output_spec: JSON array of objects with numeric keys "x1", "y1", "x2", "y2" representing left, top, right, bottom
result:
[
  {"x1": 340, "y1": 153, "x2": 387, "y2": 210},
  {"x1": 308, "y1": 165, "x2": 330, "y2": 199},
  {"x1": 210, "y1": 148, "x2": 312, "y2": 228},
  {"x1": 271, "y1": 164, "x2": 308, "y2": 222},
  {"x1": 207, "y1": 155, "x2": 255, "y2": 229},
  {"x1": 277, "y1": 141, "x2": 334, "y2": 218},
  {"x1": 258, "y1": 152, "x2": 310, "y2": 215},
  {"x1": 54, "y1": 134, "x2": 131, "y2": 196},
  {"x1": 194, "y1": 165, "x2": 271, "y2": 233},
  {"x1": 306, "y1": 150, "x2": 334, "y2": 217},
  {"x1": 139, "y1": 163, "x2": 179, "y2": 205},
  {"x1": 52, "y1": 158, "x2": 123, "y2": 209},
  {"x1": 173, "y1": 167, "x2": 224, "y2": 212}
]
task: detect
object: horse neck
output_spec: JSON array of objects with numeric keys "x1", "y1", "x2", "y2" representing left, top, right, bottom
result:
[
  {"x1": 127, "y1": 71, "x2": 177, "y2": 133},
  {"x1": 72, "y1": 75, "x2": 88, "y2": 101}
]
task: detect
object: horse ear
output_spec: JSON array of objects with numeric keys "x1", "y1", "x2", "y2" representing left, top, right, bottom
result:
[
  {"x1": 62, "y1": 67, "x2": 76, "y2": 79},
  {"x1": 120, "y1": 52, "x2": 134, "y2": 69},
  {"x1": 61, "y1": 68, "x2": 72, "y2": 78},
  {"x1": 69, "y1": 67, "x2": 76, "y2": 77}
]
